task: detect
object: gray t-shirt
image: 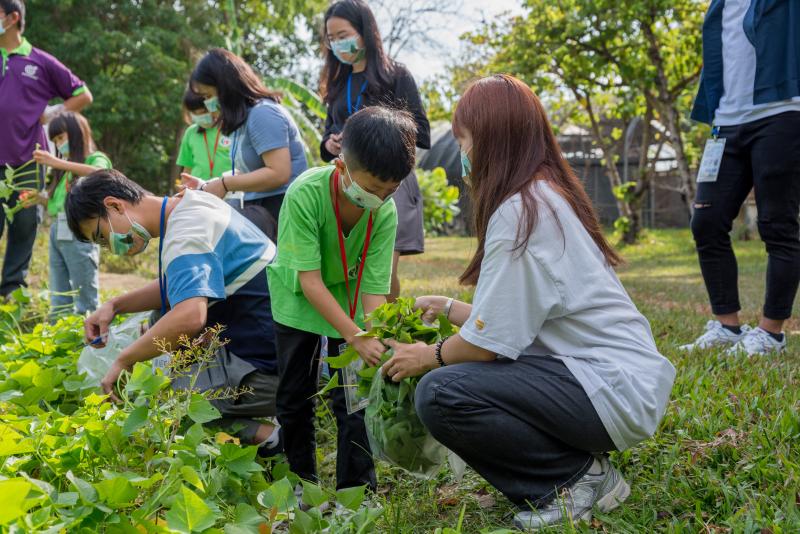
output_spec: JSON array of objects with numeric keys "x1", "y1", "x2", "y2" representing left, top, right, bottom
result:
[
  {"x1": 232, "y1": 99, "x2": 308, "y2": 201},
  {"x1": 459, "y1": 181, "x2": 676, "y2": 451}
]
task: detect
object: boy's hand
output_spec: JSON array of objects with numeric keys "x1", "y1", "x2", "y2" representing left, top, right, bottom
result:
[
  {"x1": 349, "y1": 335, "x2": 385, "y2": 367},
  {"x1": 85, "y1": 301, "x2": 116, "y2": 348}
]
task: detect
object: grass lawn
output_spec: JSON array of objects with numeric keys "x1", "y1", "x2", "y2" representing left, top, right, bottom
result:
[{"x1": 4, "y1": 227, "x2": 799, "y2": 532}]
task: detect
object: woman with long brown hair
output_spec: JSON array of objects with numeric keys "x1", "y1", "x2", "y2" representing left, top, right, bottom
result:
[{"x1": 382, "y1": 75, "x2": 676, "y2": 530}]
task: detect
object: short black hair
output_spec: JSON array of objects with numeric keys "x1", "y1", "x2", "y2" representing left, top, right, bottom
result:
[
  {"x1": 0, "y1": 0, "x2": 25, "y2": 32},
  {"x1": 65, "y1": 169, "x2": 147, "y2": 242},
  {"x1": 341, "y1": 106, "x2": 417, "y2": 182},
  {"x1": 182, "y1": 87, "x2": 206, "y2": 113}
]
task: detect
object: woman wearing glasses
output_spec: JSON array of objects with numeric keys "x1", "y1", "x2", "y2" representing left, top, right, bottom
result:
[{"x1": 320, "y1": 0, "x2": 431, "y2": 301}]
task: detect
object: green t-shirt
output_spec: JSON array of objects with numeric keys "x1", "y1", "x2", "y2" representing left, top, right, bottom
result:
[
  {"x1": 176, "y1": 124, "x2": 233, "y2": 180},
  {"x1": 267, "y1": 165, "x2": 398, "y2": 337},
  {"x1": 47, "y1": 151, "x2": 113, "y2": 217}
]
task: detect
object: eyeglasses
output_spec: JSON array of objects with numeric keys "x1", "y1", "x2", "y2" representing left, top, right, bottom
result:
[{"x1": 324, "y1": 32, "x2": 358, "y2": 46}]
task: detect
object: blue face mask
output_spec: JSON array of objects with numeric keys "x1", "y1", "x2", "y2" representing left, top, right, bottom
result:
[
  {"x1": 107, "y1": 213, "x2": 152, "y2": 256},
  {"x1": 190, "y1": 113, "x2": 215, "y2": 129},
  {"x1": 204, "y1": 96, "x2": 220, "y2": 113},
  {"x1": 330, "y1": 36, "x2": 365, "y2": 65},
  {"x1": 460, "y1": 149, "x2": 472, "y2": 180},
  {"x1": 58, "y1": 141, "x2": 70, "y2": 157},
  {"x1": 0, "y1": 16, "x2": 7, "y2": 36}
]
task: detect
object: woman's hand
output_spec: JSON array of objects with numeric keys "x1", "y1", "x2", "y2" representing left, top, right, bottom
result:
[
  {"x1": 349, "y1": 334, "x2": 386, "y2": 367},
  {"x1": 32, "y1": 149, "x2": 61, "y2": 168},
  {"x1": 414, "y1": 295, "x2": 449, "y2": 323},
  {"x1": 181, "y1": 174, "x2": 226, "y2": 199},
  {"x1": 381, "y1": 339, "x2": 436, "y2": 382},
  {"x1": 325, "y1": 133, "x2": 342, "y2": 156}
]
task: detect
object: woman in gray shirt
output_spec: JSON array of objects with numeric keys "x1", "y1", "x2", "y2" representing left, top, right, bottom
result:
[{"x1": 382, "y1": 75, "x2": 676, "y2": 531}]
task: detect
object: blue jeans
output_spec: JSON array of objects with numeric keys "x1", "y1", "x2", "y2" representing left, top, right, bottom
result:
[{"x1": 49, "y1": 219, "x2": 99, "y2": 318}]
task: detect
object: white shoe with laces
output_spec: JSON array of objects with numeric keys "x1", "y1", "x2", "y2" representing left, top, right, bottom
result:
[
  {"x1": 679, "y1": 320, "x2": 751, "y2": 351},
  {"x1": 725, "y1": 326, "x2": 786, "y2": 356},
  {"x1": 512, "y1": 456, "x2": 630, "y2": 531}
]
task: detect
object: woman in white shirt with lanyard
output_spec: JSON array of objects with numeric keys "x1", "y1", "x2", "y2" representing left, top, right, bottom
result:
[{"x1": 381, "y1": 75, "x2": 677, "y2": 531}]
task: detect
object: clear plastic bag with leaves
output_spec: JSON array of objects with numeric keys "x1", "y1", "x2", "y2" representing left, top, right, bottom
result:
[
  {"x1": 322, "y1": 298, "x2": 456, "y2": 477},
  {"x1": 365, "y1": 368, "x2": 448, "y2": 478}
]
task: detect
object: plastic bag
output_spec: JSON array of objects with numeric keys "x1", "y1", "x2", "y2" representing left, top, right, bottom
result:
[
  {"x1": 364, "y1": 368, "x2": 447, "y2": 479},
  {"x1": 76, "y1": 312, "x2": 152, "y2": 384}
]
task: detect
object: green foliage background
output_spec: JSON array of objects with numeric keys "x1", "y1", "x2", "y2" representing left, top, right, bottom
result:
[{"x1": 25, "y1": 0, "x2": 326, "y2": 194}]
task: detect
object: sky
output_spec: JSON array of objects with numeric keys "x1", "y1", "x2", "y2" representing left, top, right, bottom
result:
[{"x1": 381, "y1": 0, "x2": 524, "y2": 81}]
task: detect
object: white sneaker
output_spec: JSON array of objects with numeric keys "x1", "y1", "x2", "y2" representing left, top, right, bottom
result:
[
  {"x1": 726, "y1": 327, "x2": 786, "y2": 356},
  {"x1": 679, "y1": 320, "x2": 750, "y2": 351},
  {"x1": 513, "y1": 456, "x2": 630, "y2": 531}
]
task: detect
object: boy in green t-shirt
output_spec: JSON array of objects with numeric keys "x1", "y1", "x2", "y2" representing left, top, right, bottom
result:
[
  {"x1": 267, "y1": 107, "x2": 418, "y2": 491},
  {"x1": 175, "y1": 89, "x2": 232, "y2": 180}
]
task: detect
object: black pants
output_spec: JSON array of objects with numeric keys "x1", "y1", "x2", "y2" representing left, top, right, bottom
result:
[
  {"x1": 274, "y1": 322, "x2": 376, "y2": 490},
  {"x1": 691, "y1": 111, "x2": 800, "y2": 321},
  {"x1": 0, "y1": 164, "x2": 43, "y2": 297},
  {"x1": 415, "y1": 355, "x2": 614, "y2": 507}
]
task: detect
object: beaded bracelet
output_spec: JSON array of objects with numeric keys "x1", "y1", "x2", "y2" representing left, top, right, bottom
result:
[{"x1": 435, "y1": 335, "x2": 451, "y2": 367}]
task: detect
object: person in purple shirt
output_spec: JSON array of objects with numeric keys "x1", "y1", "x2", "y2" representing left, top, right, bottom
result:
[{"x1": 0, "y1": 0, "x2": 92, "y2": 298}]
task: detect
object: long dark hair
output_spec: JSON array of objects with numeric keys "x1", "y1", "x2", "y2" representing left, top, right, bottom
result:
[
  {"x1": 190, "y1": 48, "x2": 281, "y2": 136},
  {"x1": 48, "y1": 111, "x2": 96, "y2": 183},
  {"x1": 452, "y1": 75, "x2": 622, "y2": 286},
  {"x1": 320, "y1": 0, "x2": 396, "y2": 105}
]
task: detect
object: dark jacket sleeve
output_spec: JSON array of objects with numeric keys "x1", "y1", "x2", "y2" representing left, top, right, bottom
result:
[
  {"x1": 392, "y1": 66, "x2": 431, "y2": 150},
  {"x1": 320, "y1": 108, "x2": 337, "y2": 162}
]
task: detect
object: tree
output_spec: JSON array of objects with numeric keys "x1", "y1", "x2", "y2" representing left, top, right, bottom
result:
[
  {"x1": 370, "y1": 0, "x2": 463, "y2": 57},
  {"x1": 25, "y1": 0, "x2": 324, "y2": 193},
  {"x1": 464, "y1": 0, "x2": 708, "y2": 243}
]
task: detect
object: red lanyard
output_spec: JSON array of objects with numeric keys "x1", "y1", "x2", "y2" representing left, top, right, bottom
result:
[
  {"x1": 332, "y1": 169, "x2": 374, "y2": 319},
  {"x1": 203, "y1": 129, "x2": 222, "y2": 176}
]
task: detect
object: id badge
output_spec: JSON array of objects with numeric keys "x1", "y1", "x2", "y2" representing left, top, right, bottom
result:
[
  {"x1": 697, "y1": 137, "x2": 726, "y2": 183},
  {"x1": 56, "y1": 211, "x2": 74, "y2": 241}
]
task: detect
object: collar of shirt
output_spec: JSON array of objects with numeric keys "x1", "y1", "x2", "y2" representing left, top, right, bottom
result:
[{"x1": 1, "y1": 37, "x2": 32, "y2": 76}]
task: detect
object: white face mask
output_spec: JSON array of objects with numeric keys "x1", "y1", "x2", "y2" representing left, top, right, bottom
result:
[
  {"x1": 0, "y1": 16, "x2": 7, "y2": 36},
  {"x1": 340, "y1": 157, "x2": 386, "y2": 211}
]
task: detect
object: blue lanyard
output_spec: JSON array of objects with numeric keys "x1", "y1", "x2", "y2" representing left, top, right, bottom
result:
[
  {"x1": 157, "y1": 196, "x2": 168, "y2": 316},
  {"x1": 230, "y1": 130, "x2": 239, "y2": 175},
  {"x1": 347, "y1": 72, "x2": 368, "y2": 116}
]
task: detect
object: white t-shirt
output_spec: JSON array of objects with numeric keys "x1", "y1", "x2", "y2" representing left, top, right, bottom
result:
[
  {"x1": 459, "y1": 181, "x2": 676, "y2": 451},
  {"x1": 714, "y1": 0, "x2": 800, "y2": 126}
]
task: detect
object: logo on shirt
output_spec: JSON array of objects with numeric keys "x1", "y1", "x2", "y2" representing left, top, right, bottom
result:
[
  {"x1": 474, "y1": 317, "x2": 485, "y2": 330},
  {"x1": 220, "y1": 136, "x2": 232, "y2": 148},
  {"x1": 22, "y1": 65, "x2": 39, "y2": 80}
]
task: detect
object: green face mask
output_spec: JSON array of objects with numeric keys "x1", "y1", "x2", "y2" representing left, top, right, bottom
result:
[
  {"x1": 108, "y1": 212, "x2": 151, "y2": 256},
  {"x1": 58, "y1": 141, "x2": 70, "y2": 156}
]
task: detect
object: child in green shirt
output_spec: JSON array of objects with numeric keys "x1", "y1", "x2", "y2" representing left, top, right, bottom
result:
[
  {"x1": 176, "y1": 88, "x2": 232, "y2": 181},
  {"x1": 31, "y1": 111, "x2": 112, "y2": 318},
  {"x1": 267, "y1": 107, "x2": 418, "y2": 491}
]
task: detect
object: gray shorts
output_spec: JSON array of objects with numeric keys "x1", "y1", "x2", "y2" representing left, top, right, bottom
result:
[
  {"x1": 171, "y1": 347, "x2": 278, "y2": 443},
  {"x1": 393, "y1": 171, "x2": 425, "y2": 255}
]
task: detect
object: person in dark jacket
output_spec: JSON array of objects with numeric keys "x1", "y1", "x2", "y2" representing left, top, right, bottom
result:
[
  {"x1": 319, "y1": 0, "x2": 431, "y2": 301},
  {"x1": 682, "y1": 0, "x2": 800, "y2": 356}
]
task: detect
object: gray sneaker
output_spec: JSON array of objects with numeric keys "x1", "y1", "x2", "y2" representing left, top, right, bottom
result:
[
  {"x1": 512, "y1": 456, "x2": 630, "y2": 531},
  {"x1": 679, "y1": 320, "x2": 750, "y2": 351}
]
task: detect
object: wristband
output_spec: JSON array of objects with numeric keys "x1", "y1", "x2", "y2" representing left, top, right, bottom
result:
[
  {"x1": 221, "y1": 176, "x2": 230, "y2": 193},
  {"x1": 435, "y1": 336, "x2": 450, "y2": 367},
  {"x1": 443, "y1": 297, "x2": 454, "y2": 320},
  {"x1": 199, "y1": 182, "x2": 207, "y2": 191}
]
